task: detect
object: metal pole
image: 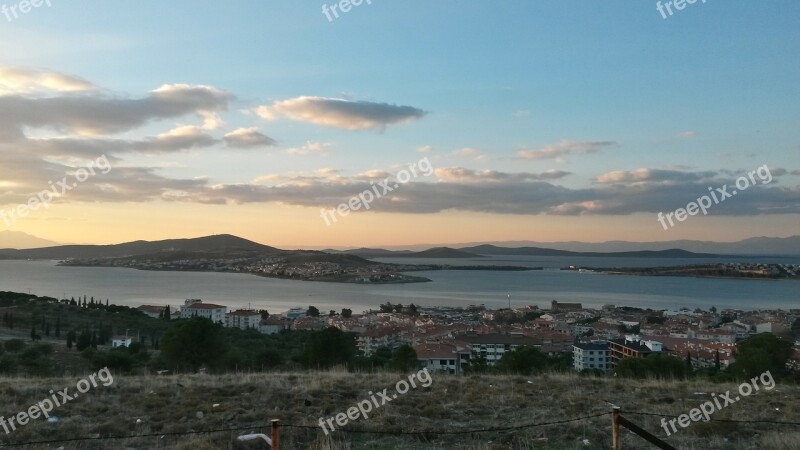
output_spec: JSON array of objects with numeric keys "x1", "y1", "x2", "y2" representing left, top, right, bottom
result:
[
  {"x1": 612, "y1": 407, "x2": 620, "y2": 450},
  {"x1": 271, "y1": 419, "x2": 280, "y2": 450}
]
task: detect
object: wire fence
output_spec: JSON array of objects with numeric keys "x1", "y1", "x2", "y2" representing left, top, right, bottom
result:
[{"x1": 1, "y1": 410, "x2": 799, "y2": 448}]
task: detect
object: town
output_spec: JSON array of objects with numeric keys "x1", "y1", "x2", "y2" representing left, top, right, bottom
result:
[{"x1": 144, "y1": 298, "x2": 800, "y2": 376}]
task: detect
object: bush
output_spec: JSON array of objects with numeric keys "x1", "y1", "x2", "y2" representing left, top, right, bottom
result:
[
  {"x1": 93, "y1": 349, "x2": 135, "y2": 373},
  {"x1": 0, "y1": 354, "x2": 17, "y2": 374},
  {"x1": 4, "y1": 339, "x2": 25, "y2": 353}
]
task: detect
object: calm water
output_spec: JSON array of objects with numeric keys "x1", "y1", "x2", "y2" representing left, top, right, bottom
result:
[{"x1": 0, "y1": 258, "x2": 797, "y2": 313}]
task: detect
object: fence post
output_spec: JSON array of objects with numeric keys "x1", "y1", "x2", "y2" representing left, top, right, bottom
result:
[
  {"x1": 612, "y1": 407, "x2": 621, "y2": 450},
  {"x1": 271, "y1": 419, "x2": 280, "y2": 450}
]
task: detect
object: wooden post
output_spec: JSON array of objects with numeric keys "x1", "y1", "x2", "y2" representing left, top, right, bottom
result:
[
  {"x1": 612, "y1": 407, "x2": 621, "y2": 450},
  {"x1": 271, "y1": 419, "x2": 280, "y2": 450}
]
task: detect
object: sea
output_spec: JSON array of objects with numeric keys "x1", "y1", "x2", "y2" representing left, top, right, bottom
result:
[{"x1": 0, "y1": 256, "x2": 797, "y2": 314}]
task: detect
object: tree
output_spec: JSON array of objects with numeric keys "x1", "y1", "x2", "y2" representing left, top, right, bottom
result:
[
  {"x1": 496, "y1": 346, "x2": 548, "y2": 375},
  {"x1": 66, "y1": 331, "x2": 75, "y2": 350},
  {"x1": 391, "y1": 345, "x2": 419, "y2": 372},
  {"x1": 55, "y1": 317, "x2": 61, "y2": 338},
  {"x1": 341, "y1": 308, "x2": 353, "y2": 319},
  {"x1": 30, "y1": 327, "x2": 37, "y2": 341},
  {"x1": 160, "y1": 317, "x2": 229, "y2": 371},
  {"x1": 686, "y1": 351, "x2": 693, "y2": 370},
  {"x1": 394, "y1": 304, "x2": 404, "y2": 314},
  {"x1": 164, "y1": 305, "x2": 171, "y2": 321},
  {"x1": 616, "y1": 354, "x2": 689, "y2": 380},
  {"x1": 729, "y1": 333, "x2": 793, "y2": 380},
  {"x1": 329, "y1": 310, "x2": 337, "y2": 317},
  {"x1": 379, "y1": 303, "x2": 394, "y2": 313},
  {"x1": 260, "y1": 310, "x2": 270, "y2": 320},
  {"x1": 302, "y1": 327, "x2": 356, "y2": 369},
  {"x1": 76, "y1": 330, "x2": 92, "y2": 351},
  {"x1": 407, "y1": 304, "x2": 419, "y2": 316},
  {"x1": 715, "y1": 350, "x2": 721, "y2": 371},
  {"x1": 307, "y1": 306, "x2": 320, "y2": 317}
]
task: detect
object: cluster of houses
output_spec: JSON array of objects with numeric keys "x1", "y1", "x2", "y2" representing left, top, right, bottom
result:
[{"x1": 135, "y1": 299, "x2": 800, "y2": 375}]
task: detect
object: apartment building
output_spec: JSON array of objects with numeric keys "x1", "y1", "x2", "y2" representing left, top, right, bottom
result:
[{"x1": 573, "y1": 342, "x2": 610, "y2": 372}]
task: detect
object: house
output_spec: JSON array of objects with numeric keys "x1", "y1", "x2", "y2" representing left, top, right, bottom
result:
[
  {"x1": 415, "y1": 343, "x2": 460, "y2": 375},
  {"x1": 459, "y1": 333, "x2": 541, "y2": 367},
  {"x1": 259, "y1": 317, "x2": 291, "y2": 335},
  {"x1": 551, "y1": 301, "x2": 582, "y2": 312},
  {"x1": 608, "y1": 335, "x2": 663, "y2": 369},
  {"x1": 755, "y1": 322, "x2": 789, "y2": 335},
  {"x1": 573, "y1": 342, "x2": 610, "y2": 372},
  {"x1": 292, "y1": 316, "x2": 328, "y2": 331},
  {"x1": 694, "y1": 329, "x2": 737, "y2": 344},
  {"x1": 285, "y1": 308, "x2": 308, "y2": 320},
  {"x1": 112, "y1": 336, "x2": 132, "y2": 348},
  {"x1": 225, "y1": 310, "x2": 261, "y2": 330},
  {"x1": 136, "y1": 305, "x2": 168, "y2": 319},
  {"x1": 180, "y1": 299, "x2": 226, "y2": 323},
  {"x1": 357, "y1": 327, "x2": 402, "y2": 356}
]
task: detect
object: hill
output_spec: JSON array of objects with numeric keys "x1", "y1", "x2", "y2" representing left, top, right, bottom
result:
[
  {"x1": 0, "y1": 234, "x2": 281, "y2": 260},
  {"x1": 331, "y1": 247, "x2": 481, "y2": 259},
  {"x1": 458, "y1": 245, "x2": 720, "y2": 258},
  {"x1": 0, "y1": 371, "x2": 795, "y2": 449},
  {"x1": 0, "y1": 231, "x2": 60, "y2": 249}
]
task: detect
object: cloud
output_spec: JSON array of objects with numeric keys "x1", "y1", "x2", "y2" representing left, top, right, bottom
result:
[
  {"x1": 0, "y1": 67, "x2": 95, "y2": 95},
  {"x1": 594, "y1": 168, "x2": 717, "y2": 185},
  {"x1": 223, "y1": 128, "x2": 277, "y2": 149},
  {"x1": 254, "y1": 96, "x2": 426, "y2": 131},
  {"x1": 0, "y1": 83, "x2": 233, "y2": 137},
  {"x1": 678, "y1": 131, "x2": 697, "y2": 139},
  {"x1": 286, "y1": 141, "x2": 331, "y2": 156},
  {"x1": 517, "y1": 140, "x2": 616, "y2": 161},
  {"x1": 28, "y1": 126, "x2": 219, "y2": 157},
  {"x1": 417, "y1": 145, "x2": 433, "y2": 153},
  {"x1": 434, "y1": 168, "x2": 570, "y2": 183}
]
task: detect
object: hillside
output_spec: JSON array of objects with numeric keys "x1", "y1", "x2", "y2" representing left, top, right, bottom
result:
[
  {"x1": 459, "y1": 245, "x2": 721, "y2": 258},
  {"x1": 0, "y1": 234, "x2": 281, "y2": 260},
  {"x1": 0, "y1": 231, "x2": 60, "y2": 249},
  {"x1": 0, "y1": 372, "x2": 796, "y2": 449}
]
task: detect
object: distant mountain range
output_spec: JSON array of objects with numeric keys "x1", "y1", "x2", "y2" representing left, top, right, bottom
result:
[
  {"x1": 1, "y1": 233, "x2": 798, "y2": 261},
  {"x1": 326, "y1": 247, "x2": 479, "y2": 258},
  {"x1": 336, "y1": 236, "x2": 800, "y2": 256},
  {"x1": 329, "y1": 245, "x2": 719, "y2": 259},
  {"x1": 0, "y1": 234, "x2": 282, "y2": 260},
  {"x1": 0, "y1": 231, "x2": 60, "y2": 249}
]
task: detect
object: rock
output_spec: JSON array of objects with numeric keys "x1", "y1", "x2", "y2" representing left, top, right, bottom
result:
[{"x1": 196, "y1": 411, "x2": 204, "y2": 419}]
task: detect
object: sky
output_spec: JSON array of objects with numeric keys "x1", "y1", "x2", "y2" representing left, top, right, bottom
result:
[{"x1": 0, "y1": 0, "x2": 798, "y2": 248}]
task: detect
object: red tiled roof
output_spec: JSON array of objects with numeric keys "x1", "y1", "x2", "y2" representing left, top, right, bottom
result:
[
  {"x1": 184, "y1": 303, "x2": 226, "y2": 310},
  {"x1": 414, "y1": 343, "x2": 457, "y2": 359}
]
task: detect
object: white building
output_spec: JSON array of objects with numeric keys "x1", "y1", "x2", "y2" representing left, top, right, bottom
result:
[
  {"x1": 415, "y1": 343, "x2": 459, "y2": 375},
  {"x1": 226, "y1": 310, "x2": 262, "y2": 330},
  {"x1": 285, "y1": 308, "x2": 308, "y2": 320},
  {"x1": 573, "y1": 342, "x2": 610, "y2": 372},
  {"x1": 180, "y1": 299, "x2": 226, "y2": 323},
  {"x1": 459, "y1": 334, "x2": 540, "y2": 366},
  {"x1": 259, "y1": 317, "x2": 291, "y2": 335},
  {"x1": 112, "y1": 336, "x2": 133, "y2": 348}
]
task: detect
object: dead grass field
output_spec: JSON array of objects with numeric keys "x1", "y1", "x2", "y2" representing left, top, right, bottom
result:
[{"x1": 0, "y1": 370, "x2": 798, "y2": 449}]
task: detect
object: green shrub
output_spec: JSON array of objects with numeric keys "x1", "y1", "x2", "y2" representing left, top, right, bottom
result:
[{"x1": 4, "y1": 339, "x2": 25, "y2": 352}]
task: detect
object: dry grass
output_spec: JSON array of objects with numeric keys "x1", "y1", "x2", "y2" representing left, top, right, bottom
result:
[{"x1": 0, "y1": 371, "x2": 797, "y2": 449}]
